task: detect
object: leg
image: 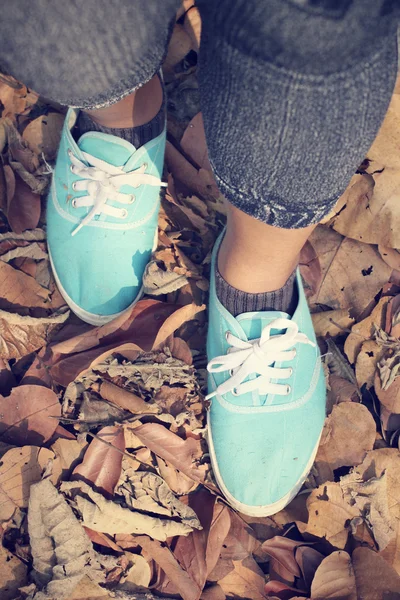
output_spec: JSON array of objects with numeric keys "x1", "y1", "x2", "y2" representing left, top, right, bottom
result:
[
  {"x1": 201, "y1": 0, "x2": 399, "y2": 515},
  {"x1": 0, "y1": 0, "x2": 180, "y2": 324}
]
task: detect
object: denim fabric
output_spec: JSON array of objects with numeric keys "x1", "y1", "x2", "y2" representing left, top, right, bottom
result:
[{"x1": 0, "y1": 0, "x2": 398, "y2": 228}]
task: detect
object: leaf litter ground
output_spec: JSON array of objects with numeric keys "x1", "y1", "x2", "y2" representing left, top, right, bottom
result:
[{"x1": 2, "y1": 4, "x2": 400, "y2": 600}]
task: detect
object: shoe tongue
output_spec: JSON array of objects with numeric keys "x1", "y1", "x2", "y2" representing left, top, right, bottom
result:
[
  {"x1": 236, "y1": 310, "x2": 289, "y2": 340},
  {"x1": 77, "y1": 132, "x2": 136, "y2": 167}
]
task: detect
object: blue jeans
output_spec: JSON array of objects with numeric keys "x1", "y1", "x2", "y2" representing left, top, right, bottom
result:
[{"x1": 1, "y1": 0, "x2": 398, "y2": 228}]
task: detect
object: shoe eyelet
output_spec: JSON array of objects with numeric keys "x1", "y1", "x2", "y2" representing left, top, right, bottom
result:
[
  {"x1": 68, "y1": 149, "x2": 73, "y2": 157},
  {"x1": 225, "y1": 330, "x2": 231, "y2": 341},
  {"x1": 72, "y1": 182, "x2": 77, "y2": 191},
  {"x1": 71, "y1": 198, "x2": 77, "y2": 208},
  {"x1": 70, "y1": 165, "x2": 75, "y2": 174},
  {"x1": 232, "y1": 388, "x2": 239, "y2": 397},
  {"x1": 142, "y1": 162, "x2": 148, "y2": 170},
  {"x1": 229, "y1": 368, "x2": 234, "y2": 376},
  {"x1": 289, "y1": 367, "x2": 293, "y2": 377},
  {"x1": 292, "y1": 348, "x2": 297, "y2": 358},
  {"x1": 285, "y1": 385, "x2": 291, "y2": 395},
  {"x1": 128, "y1": 194, "x2": 135, "y2": 204},
  {"x1": 121, "y1": 209, "x2": 128, "y2": 219}
]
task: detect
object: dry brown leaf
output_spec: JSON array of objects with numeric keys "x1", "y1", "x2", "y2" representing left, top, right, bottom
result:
[
  {"x1": 327, "y1": 375, "x2": 359, "y2": 408},
  {"x1": 340, "y1": 471, "x2": 395, "y2": 550},
  {"x1": 308, "y1": 226, "x2": 391, "y2": 317},
  {"x1": 73, "y1": 426, "x2": 125, "y2": 495},
  {"x1": 0, "y1": 308, "x2": 69, "y2": 360},
  {"x1": 323, "y1": 94, "x2": 400, "y2": 248},
  {"x1": 299, "y1": 239, "x2": 323, "y2": 298},
  {"x1": 0, "y1": 542, "x2": 28, "y2": 600},
  {"x1": 51, "y1": 438, "x2": 88, "y2": 483},
  {"x1": 7, "y1": 171, "x2": 41, "y2": 234},
  {"x1": 0, "y1": 446, "x2": 54, "y2": 522},
  {"x1": 118, "y1": 552, "x2": 151, "y2": 591},
  {"x1": 201, "y1": 585, "x2": 226, "y2": 600},
  {"x1": 0, "y1": 260, "x2": 51, "y2": 310},
  {"x1": 28, "y1": 478, "x2": 103, "y2": 599},
  {"x1": 95, "y1": 380, "x2": 160, "y2": 415},
  {"x1": 163, "y1": 23, "x2": 193, "y2": 75},
  {"x1": 352, "y1": 546, "x2": 400, "y2": 599},
  {"x1": 375, "y1": 366, "x2": 400, "y2": 414},
  {"x1": 344, "y1": 296, "x2": 390, "y2": 364},
  {"x1": 0, "y1": 385, "x2": 61, "y2": 445},
  {"x1": 156, "y1": 455, "x2": 199, "y2": 495},
  {"x1": 22, "y1": 112, "x2": 64, "y2": 160},
  {"x1": 310, "y1": 551, "x2": 356, "y2": 600},
  {"x1": 378, "y1": 245, "x2": 400, "y2": 271},
  {"x1": 355, "y1": 339, "x2": 385, "y2": 389},
  {"x1": 217, "y1": 557, "x2": 266, "y2": 600},
  {"x1": 312, "y1": 309, "x2": 354, "y2": 338},
  {"x1": 61, "y1": 479, "x2": 195, "y2": 540},
  {"x1": 314, "y1": 403, "x2": 376, "y2": 485},
  {"x1": 132, "y1": 422, "x2": 208, "y2": 485},
  {"x1": 118, "y1": 534, "x2": 200, "y2": 600},
  {"x1": 305, "y1": 481, "x2": 359, "y2": 548}
]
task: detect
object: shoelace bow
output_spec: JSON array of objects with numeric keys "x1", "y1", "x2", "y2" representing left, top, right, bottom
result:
[
  {"x1": 68, "y1": 150, "x2": 166, "y2": 236},
  {"x1": 206, "y1": 318, "x2": 315, "y2": 400}
]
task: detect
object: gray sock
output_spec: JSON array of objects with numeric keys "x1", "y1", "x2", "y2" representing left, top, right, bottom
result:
[
  {"x1": 74, "y1": 86, "x2": 165, "y2": 149},
  {"x1": 215, "y1": 266, "x2": 298, "y2": 317}
]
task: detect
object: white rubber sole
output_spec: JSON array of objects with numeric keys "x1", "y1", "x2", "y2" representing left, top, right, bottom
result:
[{"x1": 207, "y1": 410, "x2": 321, "y2": 517}]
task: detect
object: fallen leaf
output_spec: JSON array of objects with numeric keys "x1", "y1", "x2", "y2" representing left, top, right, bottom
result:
[
  {"x1": 61, "y1": 480, "x2": 196, "y2": 540},
  {"x1": 73, "y1": 426, "x2": 125, "y2": 495},
  {"x1": 7, "y1": 171, "x2": 41, "y2": 234},
  {"x1": 0, "y1": 385, "x2": 61, "y2": 445},
  {"x1": 218, "y1": 557, "x2": 266, "y2": 600},
  {"x1": 94, "y1": 380, "x2": 160, "y2": 415},
  {"x1": 0, "y1": 446, "x2": 54, "y2": 522},
  {"x1": 355, "y1": 339, "x2": 385, "y2": 389},
  {"x1": 51, "y1": 438, "x2": 88, "y2": 483},
  {"x1": 305, "y1": 482, "x2": 359, "y2": 549},
  {"x1": 183, "y1": 7, "x2": 201, "y2": 52},
  {"x1": 352, "y1": 546, "x2": 400, "y2": 599},
  {"x1": 0, "y1": 260, "x2": 51, "y2": 310},
  {"x1": 0, "y1": 542, "x2": 28, "y2": 600},
  {"x1": 314, "y1": 403, "x2": 376, "y2": 485},
  {"x1": 308, "y1": 226, "x2": 391, "y2": 317},
  {"x1": 344, "y1": 296, "x2": 390, "y2": 364},
  {"x1": 118, "y1": 534, "x2": 200, "y2": 600},
  {"x1": 117, "y1": 469, "x2": 201, "y2": 530},
  {"x1": 132, "y1": 422, "x2": 209, "y2": 485},
  {"x1": 118, "y1": 552, "x2": 151, "y2": 591},
  {"x1": 310, "y1": 551, "x2": 356, "y2": 600},
  {"x1": 340, "y1": 470, "x2": 395, "y2": 550},
  {"x1": 312, "y1": 309, "x2": 354, "y2": 338},
  {"x1": 22, "y1": 112, "x2": 64, "y2": 160},
  {"x1": 0, "y1": 308, "x2": 69, "y2": 360},
  {"x1": 28, "y1": 478, "x2": 103, "y2": 595}
]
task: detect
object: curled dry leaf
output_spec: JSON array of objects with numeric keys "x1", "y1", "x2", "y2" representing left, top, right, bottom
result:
[
  {"x1": 28, "y1": 478, "x2": 102, "y2": 599},
  {"x1": 0, "y1": 385, "x2": 61, "y2": 445},
  {"x1": 0, "y1": 446, "x2": 54, "y2": 522},
  {"x1": 313, "y1": 403, "x2": 376, "y2": 485},
  {"x1": 132, "y1": 422, "x2": 209, "y2": 485},
  {"x1": 22, "y1": 112, "x2": 64, "y2": 160},
  {"x1": 340, "y1": 470, "x2": 395, "y2": 551},
  {"x1": 344, "y1": 296, "x2": 390, "y2": 364},
  {"x1": 352, "y1": 546, "x2": 400, "y2": 599},
  {"x1": 118, "y1": 552, "x2": 151, "y2": 591},
  {"x1": 116, "y1": 469, "x2": 202, "y2": 530},
  {"x1": 94, "y1": 380, "x2": 160, "y2": 415},
  {"x1": 0, "y1": 308, "x2": 69, "y2": 360},
  {"x1": 143, "y1": 259, "x2": 190, "y2": 295},
  {"x1": 61, "y1": 480, "x2": 196, "y2": 541},
  {"x1": 183, "y1": 7, "x2": 202, "y2": 52},
  {"x1": 73, "y1": 426, "x2": 125, "y2": 495}
]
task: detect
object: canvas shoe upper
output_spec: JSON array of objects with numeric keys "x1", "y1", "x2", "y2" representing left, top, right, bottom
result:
[
  {"x1": 47, "y1": 109, "x2": 166, "y2": 325},
  {"x1": 206, "y1": 232, "x2": 326, "y2": 516}
]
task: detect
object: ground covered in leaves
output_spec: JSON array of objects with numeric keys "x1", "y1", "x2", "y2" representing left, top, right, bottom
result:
[{"x1": 2, "y1": 4, "x2": 400, "y2": 600}]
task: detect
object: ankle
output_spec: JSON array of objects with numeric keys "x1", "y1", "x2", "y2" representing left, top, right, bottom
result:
[{"x1": 83, "y1": 74, "x2": 163, "y2": 129}]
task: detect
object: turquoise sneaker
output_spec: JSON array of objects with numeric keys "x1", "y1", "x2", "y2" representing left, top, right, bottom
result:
[
  {"x1": 47, "y1": 109, "x2": 166, "y2": 325},
  {"x1": 206, "y1": 233, "x2": 326, "y2": 516}
]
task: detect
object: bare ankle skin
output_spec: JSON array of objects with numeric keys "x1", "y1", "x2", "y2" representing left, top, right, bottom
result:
[
  {"x1": 218, "y1": 202, "x2": 316, "y2": 293},
  {"x1": 82, "y1": 74, "x2": 162, "y2": 129}
]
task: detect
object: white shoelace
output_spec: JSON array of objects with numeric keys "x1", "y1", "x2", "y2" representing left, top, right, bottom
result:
[
  {"x1": 68, "y1": 150, "x2": 166, "y2": 236},
  {"x1": 206, "y1": 318, "x2": 315, "y2": 400}
]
